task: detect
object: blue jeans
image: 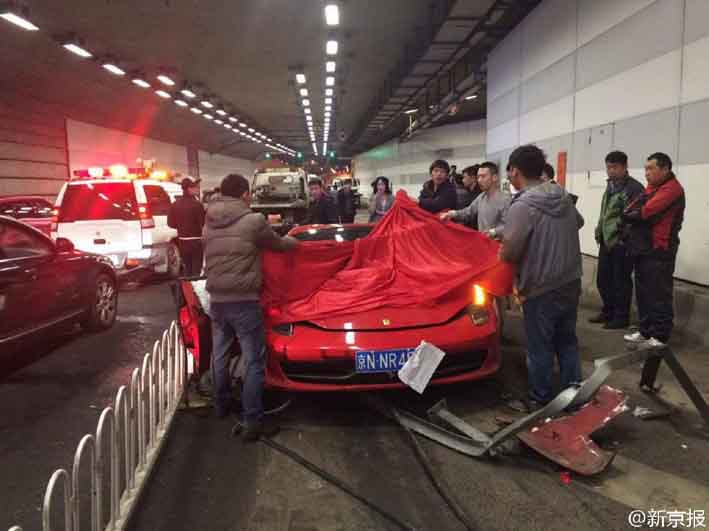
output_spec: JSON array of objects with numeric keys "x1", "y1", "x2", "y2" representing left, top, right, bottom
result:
[
  {"x1": 209, "y1": 301, "x2": 266, "y2": 425},
  {"x1": 522, "y1": 280, "x2": 582, "y2": 404}
]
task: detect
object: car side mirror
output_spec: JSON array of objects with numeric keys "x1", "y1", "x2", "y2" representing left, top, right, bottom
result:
[{"x1": 55, "y1": 237, "x2": 75, "y2": 253}]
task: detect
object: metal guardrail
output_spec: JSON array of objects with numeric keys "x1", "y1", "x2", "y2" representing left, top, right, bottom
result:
[{"x1": 8, "y1": 320, "x2": 187, "y2": 531}]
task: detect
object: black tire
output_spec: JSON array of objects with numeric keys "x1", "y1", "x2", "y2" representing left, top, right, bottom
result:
[{"x1": 82, "y1": 273, "x2": 118, "y2": 331}]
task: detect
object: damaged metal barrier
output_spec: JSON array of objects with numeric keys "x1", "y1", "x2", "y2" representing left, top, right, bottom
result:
[{"x1": 369, "y1": 344, "x2": 709, "y2": 476}]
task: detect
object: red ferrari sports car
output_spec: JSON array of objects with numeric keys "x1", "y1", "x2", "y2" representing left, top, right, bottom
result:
[{"x1": 176, "y1": 223, "x2": 502, "y2": 392}]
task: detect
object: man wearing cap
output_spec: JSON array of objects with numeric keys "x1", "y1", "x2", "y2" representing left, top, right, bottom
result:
[{"x1": 168, "y1": 177, "x2": 206, "y2": 277}]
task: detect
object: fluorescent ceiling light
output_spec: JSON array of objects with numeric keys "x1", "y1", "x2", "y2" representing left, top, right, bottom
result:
[
  {"x1": 214, "y1": 119, "x2": 223, "y2": 125},
  {"x1": 325, "y1": 88, "x2": 334, "y2": 96},
  {"x1": 201, "y1": 100, "x2": 214, "y2": 109},
  {"x1": 325, "y1": 4, "x2": 339, "y2": 26},
  {"x1": 302, "y1": 99, "x2": 310, "y2": 107},
  {"x1": 239, "y1": 123, "x2": 247, "y2": 128},
  {"x1": 299, "y1": 88, "x2": 308, "y2": 97},
  {"x1": 181, "y1": 88, "x2": 196, "y2": 99},
  {"x1": 325, "y1": 76, "x2": 335, "y2": 86},
  {"x1": 312, "y1": 143, "x2": 318, "y2": 155},
  {"x1": 204, "y1": 114, "x2": 213, "y2": 120},
  {"x1": 248, "y1": 127, "x2": 255, "y2": 133},
  {"x1": 296, "y1": 73, "x2": 306, "y2": 84},
  {"x1": 404, "y1": 108, "x2": 418, "y2": 114},
  {"x1": 63, "y1": 43, "x2": 92, "y2": 58},
  {"x1": 0, "y1": 12, "x2": 39, "y2": 31},
  {"x1": 224, "y1": 124, "x2": 232, "y2": 129},
  {"x1": 102, "y1": 63, "x2": 125, "y2": 76},
  {"x1": 157, "y1": 74, "x2": 176, "y2": 86},
  {"x1": 191, "y1": 107, "x2": 203, "y2": 114},
  {"x1": 324, "y1": 111, "x2": 331, "y2": 118},
  {"x1": 324, "y1": 105, "x2": 332, "y2": 112},
  {"x1": 326, "y1": 61, "x2": 336, "y2": 73},
  {"x1": 304, "y1": 108, "x2": 311, "y2": 115},
  {"x1": 132, "y1": 78, "x2": 151, "y2": 88},
  {"x1": 326, "y1": 40, "x2": 338, "y2": 55},
  {"x1": 239, "y1": 131, "x2": 246, "y2": 136},
  {"x1": 323, "y1": 142, "x2": 328, "y2": 154},
  {"x1": 216, "y1": 109, "x2": 227, "y2": 116},
  {"x1": 465, "y1": 93, "x2": 478, "y2": 101},
  {"x1": 228, "y1": 116, "x2": 238, "y2": 123},
  {"x1": 324, "y1": 97, "x2": 333, "y2": 105},
  {"x1": 155, "y1": 90, "x2": 171, "y2": 99},
  {"x1": 175, "y1": 99, "x2": 188, "y2": 107}
]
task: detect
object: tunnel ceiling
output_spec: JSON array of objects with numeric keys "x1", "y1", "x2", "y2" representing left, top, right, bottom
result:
[{"x1": 0, "y1": 0, "x2": 525, "y2": 161}]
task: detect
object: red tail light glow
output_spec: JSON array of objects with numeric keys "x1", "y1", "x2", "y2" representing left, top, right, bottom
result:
[
  {"x1": 50, "y1": 208, "x2": 59, "y2": 232},
  {"x1": 138, "y1": 204, "x2": 155, "y2": 229}
]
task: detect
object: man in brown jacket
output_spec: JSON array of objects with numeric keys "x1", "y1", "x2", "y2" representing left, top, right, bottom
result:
[{"x1": 203, "y1": 173, "x2": 298, "y2": 441}]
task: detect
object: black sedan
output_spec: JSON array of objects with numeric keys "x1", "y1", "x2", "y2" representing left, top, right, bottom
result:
[{"x1": 0, "y1": 216, "x2": 118, "y2": 360}]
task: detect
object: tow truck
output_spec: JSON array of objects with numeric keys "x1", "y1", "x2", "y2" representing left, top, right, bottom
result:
[{"x1": 250, "y1": 167, "x2": 309, "y2": 233}]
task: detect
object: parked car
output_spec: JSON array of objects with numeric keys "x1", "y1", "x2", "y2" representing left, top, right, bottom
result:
[
  {"x1": 0, "y1": 196, "x2": 54, "y2": 235},
  {"x1": 52, "y1": 178, "x2": 182, "y2": 277},
  {"x1": 0, "y1": 215, "x2": 118, "y2": 360}
]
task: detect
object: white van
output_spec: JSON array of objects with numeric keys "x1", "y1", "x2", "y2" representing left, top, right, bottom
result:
[{"x1": 51, "y1": 179, "x2": 182, "y2": 277}]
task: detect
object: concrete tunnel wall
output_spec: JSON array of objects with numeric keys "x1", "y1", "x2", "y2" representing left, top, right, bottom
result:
[
  {"x1": 485, "y1": 0, "x2": 709, "y2": 288},
  {"x1": 0, "y1": 92, "x2": 254, "y2": 202}
]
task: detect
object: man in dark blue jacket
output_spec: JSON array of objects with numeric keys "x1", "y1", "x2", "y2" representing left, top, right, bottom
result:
[{"x1": 418, "y1": 159, "x2": 457, "y2": 213}]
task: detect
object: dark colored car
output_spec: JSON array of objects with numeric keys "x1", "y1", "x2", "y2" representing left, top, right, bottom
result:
[
  {"x1": 0, "y1": 196, "x2": 54, "y2": 235},
  {"x1": 0, "y1": 215, "x2": 119, "y2": 361}
]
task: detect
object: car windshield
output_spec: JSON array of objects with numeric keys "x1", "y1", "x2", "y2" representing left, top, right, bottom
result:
[
  {"x1": 254, "y1": 173, "x2": 296, "y2": 187},
  {"x1": 59, "y1": 182, "x2": 139, "y2": 222},
  {"x1": 293, "y1": 226, "x2": 373, "y2": 242}
]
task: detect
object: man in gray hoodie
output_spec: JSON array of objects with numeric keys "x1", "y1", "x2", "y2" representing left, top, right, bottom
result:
[
  {"x1": 203, "y1": 173, "x2": 298, "y2": 441},
  {"x1": 500, "y1": 145, "x2": 585, "y2": 410}
]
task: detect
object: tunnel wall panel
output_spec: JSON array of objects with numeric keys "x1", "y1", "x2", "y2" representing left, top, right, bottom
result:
[
  {"x1": 484, "y1": 0, "x2": 709, "y2": 286},
  {"x1": 0, "y1": 91, "x2": 68, "y2": 201}
]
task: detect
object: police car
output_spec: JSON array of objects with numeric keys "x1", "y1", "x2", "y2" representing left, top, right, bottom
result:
[{"x1": 51, "y1": 165, "x2": 183, "y2": 277}]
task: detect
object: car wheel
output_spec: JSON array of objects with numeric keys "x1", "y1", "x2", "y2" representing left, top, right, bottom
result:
[
  {"x1": 167, "y1": 242, "x2": 181, "y2": 278},
  {"x1": 83, "y1": 274, "x2": 118, "y2": 331}
]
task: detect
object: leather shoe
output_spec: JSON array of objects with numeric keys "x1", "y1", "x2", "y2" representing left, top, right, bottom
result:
[
  {"x1": 588, "y1": 313, "x2": 608, "y2": 324},
  {"x1": 243, "y1": 420, "x2": 280, "y2": 443}
]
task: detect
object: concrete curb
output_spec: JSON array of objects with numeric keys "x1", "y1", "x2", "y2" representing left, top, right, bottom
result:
[{"x1": 580, "y1": 255, "x2": 709, "y2": 346}]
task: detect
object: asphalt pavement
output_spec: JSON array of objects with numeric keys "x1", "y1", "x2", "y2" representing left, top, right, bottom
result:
[
  {"x1": 3, "y1": 270, "x2": 709, "y2": 531},
  {"x1": 0, "y1": 280, "x2": 177, "y2": 531}
]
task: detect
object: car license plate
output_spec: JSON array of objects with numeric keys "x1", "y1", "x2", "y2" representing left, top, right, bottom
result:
[{"x1": 355, "y1": 348, "x2": 416, "y2": 373}]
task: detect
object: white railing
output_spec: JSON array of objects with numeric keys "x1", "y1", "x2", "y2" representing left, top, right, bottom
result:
[{"x1": 8, "y1": 320, "x2": 187, "y2": 531}]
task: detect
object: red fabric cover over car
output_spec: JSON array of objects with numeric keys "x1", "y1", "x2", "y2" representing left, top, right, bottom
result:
[{"x1": 262, "y1": 191, "x2": 514, "y2": 323}]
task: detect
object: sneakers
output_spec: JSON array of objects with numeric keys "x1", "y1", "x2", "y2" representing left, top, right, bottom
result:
[
  {"x1": 643, "y1": 337, "x2": 667, "y2": 349},
  {"x1": 243, "y1": 420, "x2": 280, "y2": 443},
  {"x1": 624, "y1": 332, "x2": 667, "y2": 349},
  {"x1": 624, "y1": 331, "x2": 647, "y2": 343},
  {"x1": 588, "y1": 313, "x2": 609, "y2": 324},
  {"x1": 506, "y1": 398, "x2": 543, "y2": 414}
]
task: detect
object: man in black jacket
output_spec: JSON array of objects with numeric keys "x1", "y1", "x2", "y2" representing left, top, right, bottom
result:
[
  {"x1": 419, "y1": 159, "x2": 457, "y2": 213},
  {"x1": 168, "y1": 177, "x2": 206, "y2": 276},
  {"x1": 337, "y1": 181, "x2": 356, "y2": 223},
  {"x1": 305, "y1": 178, "x2": 338, "y2": 224}
]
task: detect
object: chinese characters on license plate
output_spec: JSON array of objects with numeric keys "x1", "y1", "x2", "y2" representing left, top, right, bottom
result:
[{"x1": 355, "y1": 348, "x2": 416, "y2": 373}]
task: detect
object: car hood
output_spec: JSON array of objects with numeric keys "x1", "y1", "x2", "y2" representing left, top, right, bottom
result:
[{"x1": 302, "y1": 303, "x2": 461, "y2": 331}]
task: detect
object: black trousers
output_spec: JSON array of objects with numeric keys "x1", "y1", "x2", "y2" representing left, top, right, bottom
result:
[
  {"x1": 596, "y1": 244, "x2": 634, "y2": 324},
  {"x1": 179, "y1": 240, "x2": 204, "y2": 278},
  {"x1": 634, "y1": 253, "x2": 676, "y2": 343}
]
